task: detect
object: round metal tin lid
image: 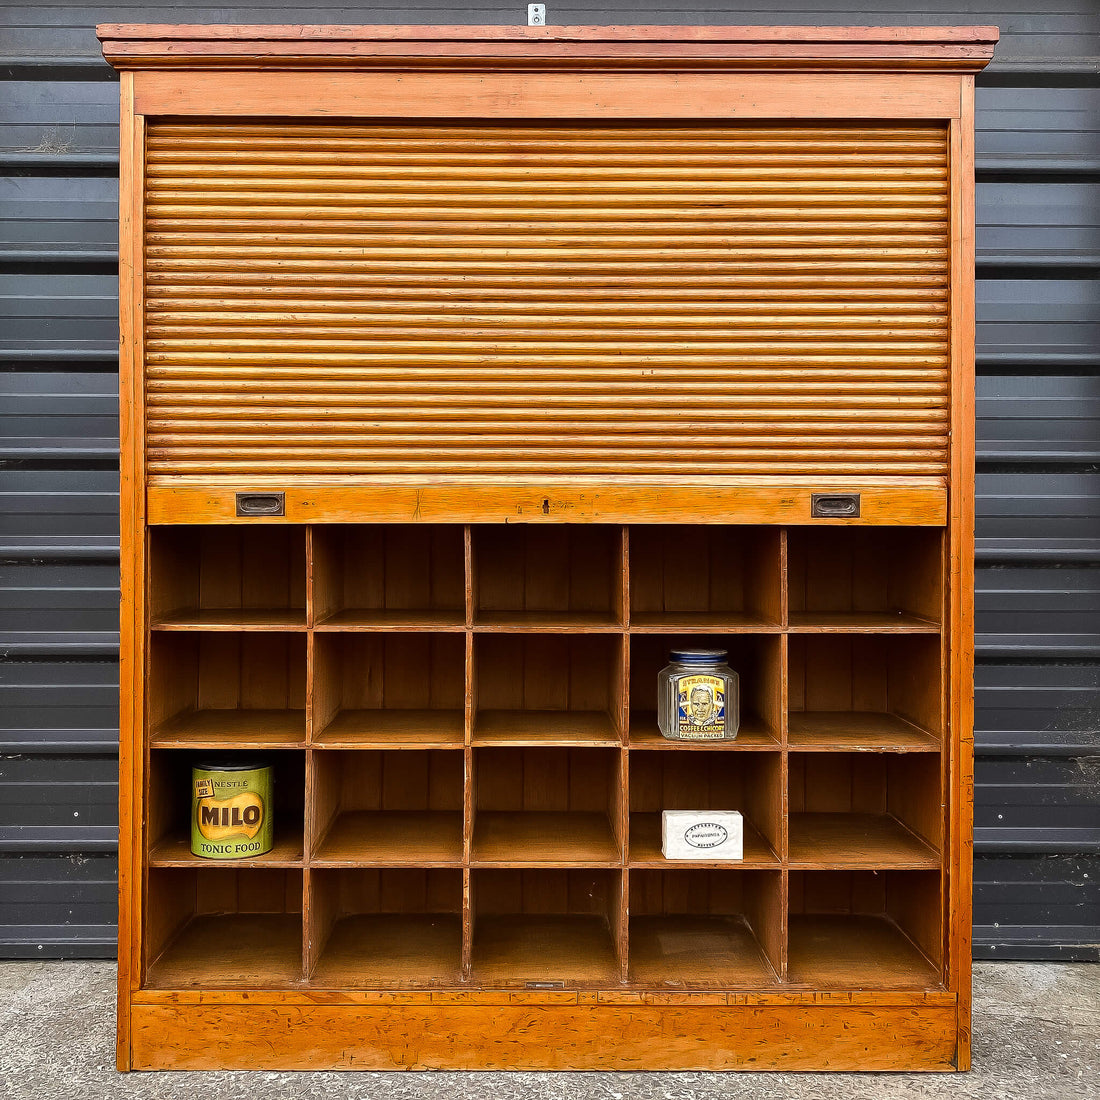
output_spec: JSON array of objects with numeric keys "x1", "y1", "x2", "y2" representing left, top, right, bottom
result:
[
  {"x1": 668, "y1": 648, "x2": 729, "y2": 664},
  {"x1": 193, "y1": 757, "x2": 270, "y2": 772}
]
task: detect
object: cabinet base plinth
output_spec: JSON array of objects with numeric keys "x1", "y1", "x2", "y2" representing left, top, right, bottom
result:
[{"x1": 128, "y1": 1002, "x2": 960, "y2": 1072}]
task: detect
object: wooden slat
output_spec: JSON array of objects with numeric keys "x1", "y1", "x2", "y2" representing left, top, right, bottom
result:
[{"x1": 143, "y1": 122, "x2": 949, "y2": 480}]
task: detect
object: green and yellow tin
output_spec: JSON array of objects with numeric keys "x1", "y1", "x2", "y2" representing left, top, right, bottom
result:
[{"x1": 190, "y1": 759, "x2": 274, "y2": 859}]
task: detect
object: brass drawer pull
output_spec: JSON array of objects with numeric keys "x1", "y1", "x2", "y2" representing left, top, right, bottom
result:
[
  {"x1": 811, "y1": 493, "x2": 860, "y2": 519},
  {"x1": 235, "y1": 491, "x2": 285, "y2": 517}
]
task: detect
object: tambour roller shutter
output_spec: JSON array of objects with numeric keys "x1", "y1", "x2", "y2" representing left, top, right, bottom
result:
[{"x1": 143, "y1": 122, "x2": 950, "y2": 479}]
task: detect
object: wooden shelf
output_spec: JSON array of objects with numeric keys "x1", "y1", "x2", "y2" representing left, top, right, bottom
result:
[
  {"x1": 151, "y1": 708, "x2": 306, "y2": 748},
  {"x1": 474, "y1": 610, "x2": 622, "y2": 632},
  {"x1": 628, "y1": 711, "x2": 779, "y2": 750},
  {"x1": 629, "y1": 612, "x2": 780, "y2": 633},
  {"x1": 789, "y1": 813, "x2": 939, "y2": 869},
  {"x1": 313, "y1": 709, "x2": 464, "y2": 749},
  {"x1": 472, "y1": 812, "x2": 620, "y2": 866},
  {"x1": 629, "y1": 813, "x2": 779, "y2": 868},
  {"x1": 146, "y1": 914, "x2": 302, "y2": 989},
  {"x1": 472, "y1": 710, "x2": 619, "y2": 747},
  {"x1": 787, "y1": 915, "x2": 941, "y2": 989},
  {"x1": 150, "y1": 829, "x2": 303, "y2": 868},
  {"x1": 312, "y1": 914, "x2": 463, "y2": 986},
  {"x1": 789, "y1": 712, "x2": 939, "y2": 752},
  {"x1": 151, "y1": 609, "x2": 307, "y2": 631},
  {"x1": 312, "y1": 811, "x2": 463, "y2": 866},
  {"x1": 471, "y1": 914, "x2": 619, "y2": 985},
  {"x1": 787, "y1": 612, "x2": 940, "y2": 633},
  {"x1": 629, "y1": 916, "x2": 779, "y2": 986},
  {"x1": 315, "y1": 609, "x2": 466, "y2": 631}
]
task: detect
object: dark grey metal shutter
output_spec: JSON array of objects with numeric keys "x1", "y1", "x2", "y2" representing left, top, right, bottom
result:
[{"x1": 1, "y1": 0, "x2": 1097, "y2": 959}]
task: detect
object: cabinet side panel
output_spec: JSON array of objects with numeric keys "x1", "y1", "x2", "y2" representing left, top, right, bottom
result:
[
  {"x1": 117, "y1": 78, "x2": 146, "y2": 1072},
  {"x1": 948, "y1": 78, "x2": 977, "y2": 1071}
]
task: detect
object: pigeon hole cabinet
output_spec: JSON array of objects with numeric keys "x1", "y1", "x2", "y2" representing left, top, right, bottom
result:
[{"x1": 100, "y1": 23, "x2": 996, "y2": 1072}]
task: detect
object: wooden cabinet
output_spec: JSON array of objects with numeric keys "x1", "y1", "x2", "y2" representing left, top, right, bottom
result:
[{"x1": 100, "y1": 23, "x2": 996, "y2": 1072}]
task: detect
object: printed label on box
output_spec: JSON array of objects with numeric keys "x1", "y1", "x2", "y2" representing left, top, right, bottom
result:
[
  {"x1": 662, "y1": 810, "x2": 744, "y2": 860},
  {"x1": 675, "y1": 673, "x2": 727, "y2": 738}
]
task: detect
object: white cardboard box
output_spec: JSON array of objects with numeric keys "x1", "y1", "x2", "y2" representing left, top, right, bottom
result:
[{"x1": 661, "y1": 810, "x2": 744, "y2": 860}]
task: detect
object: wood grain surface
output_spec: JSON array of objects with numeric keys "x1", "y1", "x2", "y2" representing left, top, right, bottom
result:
[
  {"x1": 130, "y1": 516, "x2": 965, "y2": 1064},
  {"x1": 947, "y1": 81, "x2": 979, "y2": 1071},
  {"x1": 129, "y1": 1001, "x2": 959, "y2": 1070},
  {"x1": 146, "y1": 480, "x2": 949, "y2": 526},
  {"x1": 141, "y1": 122, "x2": 951, "y2": 481},
  {"x1": 99, "y1": 22, "x2": 998, "y2": 75},
  {"x1": 106, "y1": 20, "x2": 988, "y2": 1073},
  {"x1": 115, "y1": 75, "x2": 142, "y2": 1072}
]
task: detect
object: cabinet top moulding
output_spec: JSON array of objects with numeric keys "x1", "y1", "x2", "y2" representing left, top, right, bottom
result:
[
  {"x1": 99, "y1": 24, "x2": 996, "y2": 121},
  {"x1": 98, "y1": 23, "x2": 998, "y2": 71}
]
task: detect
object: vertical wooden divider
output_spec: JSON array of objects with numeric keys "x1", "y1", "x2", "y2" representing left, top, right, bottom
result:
[
  {"x1": 778, "y1": 528, "x2": 790, "y2": 981},
  {"x1": 303, "y1": 525, "x2": 316, "y2": 981},
  {"x1": 305, "y1": 525, "x2": 317, "y2": 631},
  {"x1": 302, "y1": 867, "x2": 314, "y2": 980},
  {"x1": 302, "y1": 742, "x2": 316, "y2": 980},
  {"x1": 464, "y1": 525, "x2": 476, "y2": 628},
  {"x1": 938, "y1": 524, "x2": 952, "y2": 995},
  {"x1": 921, "y1": 525, "x2": 950, "y2": 996},
  {"x1": 617, "y1": 525, "x2": 631, "y2": 982},
  {"x1": 463, "y1": 525, "x2": 475, "y2": 980},
  {"x1": 305, "y1": 527, "x2": 318, "y2": 748}
]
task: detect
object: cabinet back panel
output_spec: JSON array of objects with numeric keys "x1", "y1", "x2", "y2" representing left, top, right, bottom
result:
[
  {"x1": 476, "y1": 634, "x2": 620, "y2": 713},
  {"x1": 473, "y1": 869, "x2": 617, "y2": 918},
  {"x1": 474, "y1": 526, "x2": 620, "y2": 615},
  {"x1": 476, "y1": 748, "x2": 615, "y2": 814},
  {"x1": 628, "y1": 526, "x2": 783, "y2": 620},
  {"x1": 317, "y1": 869, "x2": 462, "y2": 916},
  {"x1": 316, "y1": 633, "x2": 466, "y2": 711},
  {"x1": 311, "y1": 525, "x2": 466, "y2": 618}
]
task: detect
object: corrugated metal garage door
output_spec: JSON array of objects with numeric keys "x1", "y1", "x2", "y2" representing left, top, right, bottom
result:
[{"x1": 1, "y1": 1, "x2": 1097, "y2": 959}]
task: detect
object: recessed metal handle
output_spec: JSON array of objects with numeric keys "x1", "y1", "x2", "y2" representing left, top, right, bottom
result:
[
  {"x1": 235, "y1": 491, "x2": 285, "y2": 517},
  {"x1": 811, "y1": 492, "x2": 860, "y2": 519}
]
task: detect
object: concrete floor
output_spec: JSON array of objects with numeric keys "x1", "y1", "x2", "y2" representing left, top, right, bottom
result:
[{"x1": 0, "y1": 962, "x2": 1096, "y2": 1099}]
